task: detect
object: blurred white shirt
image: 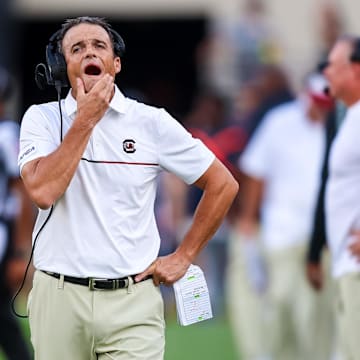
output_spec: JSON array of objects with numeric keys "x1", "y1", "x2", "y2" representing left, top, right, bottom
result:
[{"x1": 240, "y1": 100, "x2": 325, "y2": 251}]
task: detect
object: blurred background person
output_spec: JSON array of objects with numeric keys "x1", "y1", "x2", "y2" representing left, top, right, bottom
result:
[
  {"x1": 305, "y1": 12, "x2": 346, "y2": 354},
  {"x1": 238, "y1": 72, "x2": 335, "y2": 360},
  {"x1": 0, "y1": 66, "x2": 34, "y2": 360},
  {"x1": 322, "y1": 35, "x2": 360, "y2": 360},
  {"x1": 225, "y1": 78, "x2": 270, "y2": 360},
  {"x1": 306, "y1": 0, "x2": 344, "y2": 286},
  {"x1": 225, "y1": 64, "x2": 293, "y2": 360}
]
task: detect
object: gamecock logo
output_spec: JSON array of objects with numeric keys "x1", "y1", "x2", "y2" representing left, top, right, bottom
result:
[{"x1": 123, "y1": 139, "x2": 136, "y2": 153}]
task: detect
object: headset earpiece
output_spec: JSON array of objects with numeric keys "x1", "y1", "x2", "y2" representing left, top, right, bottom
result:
[
  {"x1": 35, "y1": 29, "x2": 68, "y2": 90},
  {"x1": 45, "y1": 30, "x2": 68, "y2": 88},
  {"x1": 34, "y1": 63, "x2": 50, "y2": 90}
]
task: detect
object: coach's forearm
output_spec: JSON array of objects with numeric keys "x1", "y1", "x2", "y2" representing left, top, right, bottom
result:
[
  {"x1": 21, "y1": 120, "x2": 94, "y2": 209},
  {"x1": 176, "y1": 159, "x2": 238, "y2": 262}
]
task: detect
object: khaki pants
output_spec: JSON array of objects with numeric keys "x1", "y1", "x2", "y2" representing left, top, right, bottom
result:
[
  {"x1": 336, "y1": 272, "x2": 360, "y2": 360},
  {"x1": 28, "y1": 270, "x2": 165, "y2": 360},
  {"x1": 266, "y1": 246, "x2": 335, "y2": 360}
]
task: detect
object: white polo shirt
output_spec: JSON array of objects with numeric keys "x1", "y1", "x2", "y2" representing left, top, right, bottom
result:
[
  {"x1": 18, "y1": 86, "x2": 215, "y2": 278},
  {"x1": 326, "y1": 100, "x2": 360, "y2": 278},
  {"x1": 240, "y1": 100, "x2": 325, "y2": 251}
]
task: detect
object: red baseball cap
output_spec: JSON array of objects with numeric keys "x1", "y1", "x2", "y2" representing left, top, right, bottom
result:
[{"x1": 306, "y1": 73, "x2": 334, "y2": 109}]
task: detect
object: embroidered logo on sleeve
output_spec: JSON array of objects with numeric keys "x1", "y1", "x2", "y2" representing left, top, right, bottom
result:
[
  {"x1": 123, "y1": 139, "x2": 136, "y2": 153},
  {"x1": 18, "y1": 144, "x2": 37, "y2": 162}
]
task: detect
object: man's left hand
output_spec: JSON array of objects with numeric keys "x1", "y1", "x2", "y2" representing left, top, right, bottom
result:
[{"x1": 135, "y1": 253, "x2": 191, "y2": 286}]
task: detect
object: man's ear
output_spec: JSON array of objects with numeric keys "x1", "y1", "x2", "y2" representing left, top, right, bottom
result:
[{"x1": 114, "y1": 57, "x2": 121, "y2": 74}]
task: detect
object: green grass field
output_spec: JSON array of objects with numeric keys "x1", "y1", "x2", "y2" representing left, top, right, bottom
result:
[
  {"x1": 165, "y1": 315, "x2": 238, "y2": 360},
  {"x1": 0, "y1": 315, "x2": 238, "y2": 360}
]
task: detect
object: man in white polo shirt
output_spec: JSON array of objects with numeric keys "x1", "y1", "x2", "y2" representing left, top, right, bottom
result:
[
  {"x1": 238, "y1": 72, "x2": 334, "y2": 360},
  {"x1": 322, "y1": 35, "x2": 360, "y2": 360},
  {"x1": 18, "y1": 16, "x2": 238, "y2": 360}
]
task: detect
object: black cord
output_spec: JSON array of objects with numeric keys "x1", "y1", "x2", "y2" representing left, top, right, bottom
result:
[
  {"x1": 11, "y1": 85, "x2": 63, "y2": 318},
  {"x1": 56, "y1": 83, "x2": 63, "y2": 141}
]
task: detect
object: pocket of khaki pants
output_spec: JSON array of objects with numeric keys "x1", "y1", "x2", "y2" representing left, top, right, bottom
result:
[{"x1": 26, "y1": 287, "x2": 33, "y2": 316}]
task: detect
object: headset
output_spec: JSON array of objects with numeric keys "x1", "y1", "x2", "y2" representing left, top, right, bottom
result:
[{"x1": 35, "y1": 27, "x2": 126, "y2": 91}]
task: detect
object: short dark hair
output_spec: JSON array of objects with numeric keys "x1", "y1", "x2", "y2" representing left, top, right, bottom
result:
[
  {"x1": 58, "y1": 16, "x2": 117, "y2": 56},
  {"x1": 337, "y1": 34, "x2": 360, "y2": 62}
]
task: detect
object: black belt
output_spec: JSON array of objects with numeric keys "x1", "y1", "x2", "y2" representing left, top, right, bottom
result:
[{"x1": 41, "y1": 270, "x2": 151, "y2": 290}]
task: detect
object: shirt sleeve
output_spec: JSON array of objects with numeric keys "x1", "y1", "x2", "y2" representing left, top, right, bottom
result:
[
  {"x1": 18, "y1": 105, "x2": 59, "y2": 173},
  {"x1": 156, "y1": 109, "x2": 215, "y2": 184}
]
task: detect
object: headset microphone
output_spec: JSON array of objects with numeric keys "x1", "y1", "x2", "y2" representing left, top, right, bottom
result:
[
  {"x1": 34, "y1": 63, "x2": 51, "y2": 90},
  {"x1": 34, "y1": 63, "x2": 64, "y2": 95}
]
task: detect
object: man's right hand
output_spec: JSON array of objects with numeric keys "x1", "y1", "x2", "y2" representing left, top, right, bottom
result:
[
  {"x1": 306, "y1": 262, "x2": 323, "y2": 291},
  {"x1": 75, "y1": 74, "x2": 114, "y2": 128}
]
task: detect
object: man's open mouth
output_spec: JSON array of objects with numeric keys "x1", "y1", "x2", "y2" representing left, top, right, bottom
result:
[{"x1": 84, "y1": 64, "x2": 102, "y2": 76}]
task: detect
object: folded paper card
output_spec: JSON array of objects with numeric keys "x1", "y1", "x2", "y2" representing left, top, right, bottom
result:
[{"x1": 173, "y1": 264, "x2": 213, "y2": 326}]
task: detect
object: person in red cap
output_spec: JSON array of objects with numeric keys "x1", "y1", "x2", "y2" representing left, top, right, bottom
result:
[{"x1": 236, "y1": 71, "x2": 335, "y2": 360}]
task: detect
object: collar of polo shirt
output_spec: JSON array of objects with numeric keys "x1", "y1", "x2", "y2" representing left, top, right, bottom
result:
[{"x1": 64, "y1": 85, "x2": 128, "y2": 118}]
